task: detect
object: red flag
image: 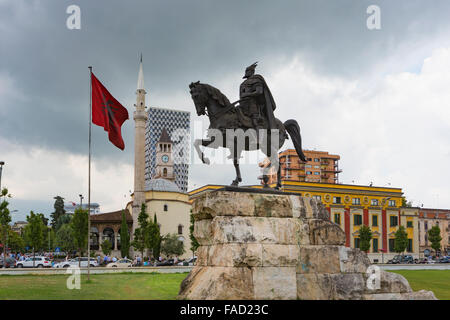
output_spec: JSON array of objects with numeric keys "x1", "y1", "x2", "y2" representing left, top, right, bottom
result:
[{"x1": 91, "y1": 72, "x2": 129, "y2": 150}]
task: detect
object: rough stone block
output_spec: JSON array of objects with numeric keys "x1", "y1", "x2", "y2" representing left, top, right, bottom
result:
[
  {"x1": 297, "y1": 245, "x2": 341, "y2": 274},
  {"x1": 178, "y1": 266, "x2": 254, "y2": 300},
  {"x1": 192, "y1": 191, "x2": 294, "y2": 219},
  {"x1": 296, "y1": 273, "x2": 334, "y2": 300},
  {"x1": 252, "y1": 267, "x2": 297, "y2": 300},
  {"x1": 210, "y1": 216, "x2": 301, "y2": 244},
  {"x1": 309, "y1": 219, "x2": 346, "y2": 245},
  {"x1": 195, "y1": 245, "x2": 209, "y2": 266},
  {"x1": 330, "y1": 273, "x2": 365, "y2": 300},
  {"x1": 207, "y1": 243, "x2": 263, "y2": 267},
  {"x1": 193, "y1": 219, "x2": 213, "y2": 245},
  {"x1": 261, "y1": 244, "x2": 299, "y2": 267},
  {"x1": 338, "y1": 246, "x2": 371, "y2": 273}
]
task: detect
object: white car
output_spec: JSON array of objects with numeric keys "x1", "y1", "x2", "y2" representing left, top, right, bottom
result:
[
  {"x1": 106, "y1": 259, "x2": 133, "y2": 268},
  {"x1": 16, "y1": 256, "x2": 52, "y2": 268},
  {"x1": 53, "y1": 257, "x2": 98, "y2": 268},
  {"x1": 177, "y1": 256, "x2": 197, "y2": 266}
]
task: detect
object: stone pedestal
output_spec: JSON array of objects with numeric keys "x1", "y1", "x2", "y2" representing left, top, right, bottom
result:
[{"x1": 178, "y1": 190, "x2": 436, "y2": 300}]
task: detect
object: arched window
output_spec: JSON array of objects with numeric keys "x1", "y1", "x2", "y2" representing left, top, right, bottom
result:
[
  {"x1": 102, "y1": 228, "x2": 115, "y2": 250},
  {"x1": 178, "y1": 224, "x2": 183, "y2": 235},
  {"x1": 90, "y1": 227, "x2": 99, "y2": 250},
  {"x1": 164, "y1": 204, "x2": 168, "y2": 211},
  {"x1": 163, "y1": 168, "x2": 167, "y2": 177}
]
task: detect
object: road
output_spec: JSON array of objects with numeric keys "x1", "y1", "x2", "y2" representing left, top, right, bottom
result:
[
  {"x1": 378, "y1": 264, "x2": 450, "y2": 270},
  {"x1": 0, "y1": 266, "x2": 194, "y2": 275}
]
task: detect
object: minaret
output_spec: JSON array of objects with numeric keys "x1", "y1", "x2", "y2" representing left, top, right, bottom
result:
[{"x1": 132, "y1": 54, "x2": 148, "y2": 246}]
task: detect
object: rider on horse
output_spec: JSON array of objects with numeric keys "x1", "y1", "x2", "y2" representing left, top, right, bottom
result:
[{"x1": 239, "y1": 62, "x2": 277, "y2": 131}]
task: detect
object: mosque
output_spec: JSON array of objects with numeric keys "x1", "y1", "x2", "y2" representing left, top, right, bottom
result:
[{"x1": 90, "y1": 58, "x2": 192, "y2": 259}]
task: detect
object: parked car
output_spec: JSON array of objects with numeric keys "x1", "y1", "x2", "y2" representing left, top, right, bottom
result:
[
  {"x1": 53, "y1": 257, "x2": 98, "y2": 268},
  {"x1": 106, "y1": 259, "x2": 133, "y2": 268},
  {"x1": 437, "y1": 257, "x2": 449, "y2": 263},
  {"x1": 16, "y1": 256, "x2": 52, "y2": 268},
  {"x1": 177, "y1": 256, "x2": 197, "y2": 266},
  {"x1": 387, "y1": 255, "x2": 414, "y2": 264},
  {"x1": 0, "y1": 257, "x2": 16, "y2": 268},
  {"x1": 156, "y1": 259, "x2": 174, "y2": 266}
]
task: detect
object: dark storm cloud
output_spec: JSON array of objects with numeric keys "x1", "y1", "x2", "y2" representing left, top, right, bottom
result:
[{"x1": 1, "y1": 0, "x2": 450, "y2": 162}]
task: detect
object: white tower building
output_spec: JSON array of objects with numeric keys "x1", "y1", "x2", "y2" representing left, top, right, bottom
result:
[{"x1": 132, "y1": 55, "x2": 148, "y2": 246}]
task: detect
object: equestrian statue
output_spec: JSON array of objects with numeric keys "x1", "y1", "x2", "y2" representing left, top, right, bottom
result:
[{"x1": 189, "y1": 62, "x2": 306, "y2": 189}]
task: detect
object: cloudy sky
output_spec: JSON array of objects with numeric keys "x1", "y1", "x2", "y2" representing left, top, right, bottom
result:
[{"x1": 1, "y1": 0, "x2": 450, "y2": 222}]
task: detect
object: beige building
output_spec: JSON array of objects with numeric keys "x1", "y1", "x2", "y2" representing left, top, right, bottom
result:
[
  {"x1": 259, "y1": 149, "x2": 341, "y2": 185},
  {"x1": 418, "y1": 208, "x2": 450, "y2": 256}
]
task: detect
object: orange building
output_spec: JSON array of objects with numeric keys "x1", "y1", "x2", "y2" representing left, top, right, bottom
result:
[
  {"x1": 418, "y1": 208, "x2": 450, "y2": 256},
  {"x1": 259, "y1": 149, "x2": 341, "y2": 185}
]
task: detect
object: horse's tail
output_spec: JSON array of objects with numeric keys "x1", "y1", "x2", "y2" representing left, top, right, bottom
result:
[{"x1": 284, "y1": 119, "x2": 307, "y2": 162}]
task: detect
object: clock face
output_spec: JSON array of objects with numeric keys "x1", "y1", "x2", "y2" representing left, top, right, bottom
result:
[{"x1": 162, "y1": 155, "x2": 169, "y2": 163}]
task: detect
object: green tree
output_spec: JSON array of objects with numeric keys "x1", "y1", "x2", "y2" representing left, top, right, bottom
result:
[
  {"x1": 394, "y1": 225, "x2": 408, "y2": 255},
  {"x1": 0, "y1": 188, "x2": 12, "y2": 265},
  {"x1": 55, "y1": 224, "x2": 76, "y2": 256},
  {"x1": 55, "y1": 214, "x2": 72, "y2": 231},
  {"x1": 189, "y1": 212, "x2": 199, "y2": 254},
  {"x1": 120, "y1": 210, "x2": 130, "y2": 258},
  {"x1": 358, "y1": 225, "x2": 372, "y2": 252},
  {"x1": 23, "y1": 211, "x2": 46, "y2": 266},
  {"x1": 7, "y1": 229, "x2": 25, "y2": 253},
  {"x1": 50, "y1": 196, "x2": 66, "y2": 229},
  {"x1": 101, "y1": 239, "x2": 112, "y2": 256},
  {"x1": 161, "y1": 233, "x2": 185, "y2": 258},
  {"x1": 401, "y1": 197, "x2": 412, "y2": 207},
  {"x1": 428, "y1": 225, "x2": 442, "y2": 256},
  {"x1": 131, "y1": 204, "x2": 149, "y2": 258},
  {"x1": 71, "y1": 208, "x2": 88, "y2": 266},
  {"x1": 148, "y1": 214, "x2": 161, "y2": 259}
]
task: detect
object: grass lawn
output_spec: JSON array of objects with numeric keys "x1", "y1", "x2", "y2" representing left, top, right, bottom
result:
[
  {"x1": 391, "y1": 270, "x2": 450, "y2": 300},
  {"x1": 0, "y1": 270, "x2": 448, "y2": 300},
  {"x1": 0, "y1": 272, "x2": 188, "y2": 300}
]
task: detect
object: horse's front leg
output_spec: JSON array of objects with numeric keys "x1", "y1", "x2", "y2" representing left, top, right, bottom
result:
[
  {"x1": 194, "y1": 138, "x2": 212, "y2": 165},
  {"x1": 231, "y1": 158, "x2": 242, "y2": 186}
]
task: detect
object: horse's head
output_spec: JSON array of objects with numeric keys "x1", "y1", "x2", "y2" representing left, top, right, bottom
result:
[
  {"x1": 189, "y1": 81, "x2": 231, "y2": 117},
  {"x1": 189, "y1": 81, "x2": 207, "y2": 116}
]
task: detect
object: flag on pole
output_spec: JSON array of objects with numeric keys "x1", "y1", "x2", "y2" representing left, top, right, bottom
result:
[{"x1": 91, "y1": 73, "x2": 129, "y2": 150}]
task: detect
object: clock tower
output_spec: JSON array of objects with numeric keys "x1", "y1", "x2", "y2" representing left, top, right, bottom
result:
[{"x1": 154, "y1": 128, "x2": 175, "y2": 181}]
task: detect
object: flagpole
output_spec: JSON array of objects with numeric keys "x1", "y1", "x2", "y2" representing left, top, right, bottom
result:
[{"x1": 87, "y1": 66, "x2": 92, "y2": 281}]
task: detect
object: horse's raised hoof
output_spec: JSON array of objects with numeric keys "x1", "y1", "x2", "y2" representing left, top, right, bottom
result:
[{"x1": 231, "y1": 179, "x2": 240, "y2": 187}]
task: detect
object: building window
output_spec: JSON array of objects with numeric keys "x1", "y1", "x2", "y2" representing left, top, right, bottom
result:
[
  {"x1": 371, "y1": 199, "x2": 379, "y2": 206},
  {"x1": 163, "y1": 168, "x2": 168, "y2": 177},
  {"x1": 333, "y1": 197, "x2": 342, "y2": 204},
  {"x1": 354, "y1": 214, "x2": 362, "y2": 226},
  {"x1": 407, "y1": 221, "x2": 413, "y2": 228},
  {"x1": 354, "y1": 238, "x2": 360, "y2": 249},
  {"x1": 352, "y1": 198, "x2": 361, "y2": 205},
  {"x1": 313, "y1": 195, "x2": 321, "y2": 202},
  {"x1": 314, "y1": 158, "x2": 320, "y2": 162},
  {"x1": 389, "y1": 239, "x2": 395, "y2": 252},
  {"x1": 306, "y1": 171, "x2": 312, "y2": 175},
  {"x1": 164, "y1": 204, "x2": 168, "y2": 211},
  {"x1": 372, "y1": 215, "x2": 378, "y2": 227},
  {"x1": 425, "y1": 234, "x2": 428, "y2": 244},
  {"x1": 407, "y1": 239, "x2": 413, "y2": 253},
  {"x1": 372, "y1": 238, "x2": 379, "y2": 252},
  {"x1": 178, "y1": 225, "x2": 183, "y2": 235},
  {"x1": 334, "y1": 213, "x2": 341, "y2": 225},
  {"x1": 389, "y1": 200, "x2": 396, "y2": 207},
  {"x1": 314, "y1": 165, "x2": 320, "y2": 169},
  {"x1": 390, "y1": 216, "x2": 398, "y2": 227},
  {"x1": 314, "y1": 172, "x2": 320, "y2": 175},
  {"x1": 305, "y1": 164, "x2": 312, "y2": 168},
  {"x1": 424, "y1": 222, "x2": 428, "y2": 230}
]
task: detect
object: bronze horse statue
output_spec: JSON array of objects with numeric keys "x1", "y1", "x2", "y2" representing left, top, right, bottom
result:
[{"x1": 189, "y1": 81, "x2": 306, "y2": 189}]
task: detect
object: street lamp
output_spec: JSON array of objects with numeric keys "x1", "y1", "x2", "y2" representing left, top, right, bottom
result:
[
  {"x1": 79, "y1": 194, "x2": 84, "y2": 209},
  {"x1": 0, "y1": 161, "x2": 5, "y2": 193}
]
